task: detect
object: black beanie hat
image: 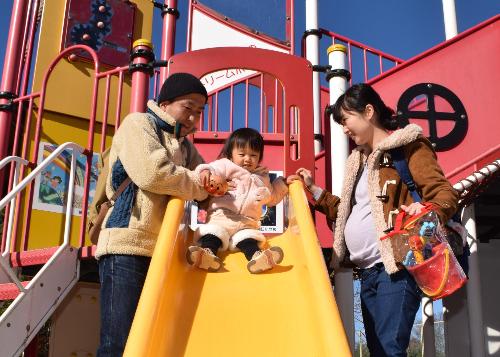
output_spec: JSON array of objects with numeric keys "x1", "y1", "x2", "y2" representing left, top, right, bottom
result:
[{"x1": 157, "y1": 72, "x2": 208, "y2": 104}]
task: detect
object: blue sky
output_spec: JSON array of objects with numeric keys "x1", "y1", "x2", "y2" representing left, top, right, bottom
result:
[{"x1": 1, "y1": 0, "x2": 499, "y2": 74}]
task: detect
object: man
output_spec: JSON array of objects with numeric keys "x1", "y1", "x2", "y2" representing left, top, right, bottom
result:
[{"x1": 96, "y1": 73, "x2": 209, "y2": 357}]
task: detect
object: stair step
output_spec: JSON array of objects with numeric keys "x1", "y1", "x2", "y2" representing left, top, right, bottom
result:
[
  {"x1": 0, "y1": 281, "x2": 30, "y2": 300},
  {"x1": 9, "y1": 247, "x2": 59, "y2": 267}
]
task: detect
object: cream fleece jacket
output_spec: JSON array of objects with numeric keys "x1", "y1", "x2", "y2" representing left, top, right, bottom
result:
[{"x1": 95, "y1": 100, "x2": 208, "y2": 259}]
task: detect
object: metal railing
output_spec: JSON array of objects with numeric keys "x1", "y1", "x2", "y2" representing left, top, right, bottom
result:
[
  {"x1": 302, "y1": 28, "x2": 404, "y2": 84},
  {"x1": 0, "y1": 144, "x2": 81, "y2": 355},
  {"x1": 1, "y1": 45, "x2": 131, "y2": 255}
]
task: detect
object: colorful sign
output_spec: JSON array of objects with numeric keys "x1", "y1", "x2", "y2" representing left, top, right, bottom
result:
[{"x1": 33, "y1": 142, "x2": 99, "y2": 216}]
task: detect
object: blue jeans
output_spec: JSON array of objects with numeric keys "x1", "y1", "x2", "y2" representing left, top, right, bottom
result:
[
  {"x1": 97, "y1": 255, "x2": 151, "y2": 357},
  {"x1": 359, "y1": 263, "x2": 421, "y2": 357}
]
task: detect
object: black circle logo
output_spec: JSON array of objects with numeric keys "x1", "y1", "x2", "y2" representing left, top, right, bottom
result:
[{"x1": 397, "y1": 83, "x2": 468, "y2": 151}]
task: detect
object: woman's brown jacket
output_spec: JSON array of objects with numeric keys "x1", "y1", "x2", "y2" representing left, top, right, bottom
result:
[{"x1": 314, "y1": 124, "x2": 458, "y2": 274}]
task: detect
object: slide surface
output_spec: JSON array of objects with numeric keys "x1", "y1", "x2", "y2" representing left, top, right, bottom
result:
[{"x1": 124, "y1": 182, "x2": 351, "y2": 357}]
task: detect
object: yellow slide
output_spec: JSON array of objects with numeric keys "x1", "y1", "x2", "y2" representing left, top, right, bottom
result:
[{"x1": 124, "y1": 182, "x2": 351, "y2": 357}]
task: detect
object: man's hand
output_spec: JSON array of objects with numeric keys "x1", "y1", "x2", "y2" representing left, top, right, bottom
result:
[
  {"x1": 205, "y1": 174, "x2": 228, "y2": 196},
  {"x1": 199, "y1": 169, "x2": 211, "y2": 187},
  {"x1": 286, "y1": 174, "x2": 302, "y2": 185}
]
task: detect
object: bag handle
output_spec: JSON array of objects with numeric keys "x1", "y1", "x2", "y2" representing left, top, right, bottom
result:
[
  {"x1": 390, "y1": 147, "x2": 422, "y2": 202},
  {"x1": 419, "y1": 246, "x2": 450, "y2": 298},
  {"x1": 110, "y1": 177, "x2": 132, "y2": 202}
]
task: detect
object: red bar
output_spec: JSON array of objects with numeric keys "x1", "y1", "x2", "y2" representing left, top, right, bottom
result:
[
  {"x1": 17, "y1": 0, "x2": 39, "y2": 98},
  {"x1": 186, "y1": 0, "x2": 194, "y2": 51},
  {"x1": 115, "y1": 70, "x2": 124, "y2": 129},
  {"x1": 363, "y1": 49, "x2": 368, "y2": 82},
  {"x1": 129, "y1": 43, "x2": 151, "y2": 113},
  {"x1": 274, "y1": 79, "x2": 278, "y2": 133},
  {"x1": 0, "y1": 0, "x2": 29, "y2": 191},
  {"x1": 160, "y1": 0, "x2": 178, "y2": 84},
  {"x1": 207, "y1": 96, "x2": 212, "y2": 131},
  {"x1": 229, "y1": 85, "x2": 234, "y2": 132},
  {"x1": 245, "y1": 79, "x2": 249, "y2": 128},
  {"x1": 13, "y1": 45, "x2": 100, "y2": 249},
  {"x1": 286, "y1": 0, "x2": 294, "y2": 54},
  {"x1": 319, "y1": 28, "x2": 404, "y2": 64},
  {"x1": 100, "y1": 75, "x2": 111, "y2": 152},
  {"x1": 259, "y1": 73, "x2": 264, "y2": 131},
  {"x1": 153, "y1": 70, "x2": 158, "y2": 99},
  {"x1": 214, "y1": 91, "x2": 219, "y2": 131}
]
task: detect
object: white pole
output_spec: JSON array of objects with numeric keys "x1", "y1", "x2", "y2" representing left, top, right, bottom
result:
[
  {"x1": 421, "y1": 297, "x2": 436, "y2": 357},
  {"x1": 305, "y1": 0, "x2": 322, "y2": 154},
  {"x1": 463, "y1": 204, "x2": 487, "y2": 356},
  {"x1": 441, "y1": 0, "x2": 458, "y2": 40},
  {"x1": 328, "y1": 44, "x2": 349, "y2": 196},
  {"x1": 328, "y1": 44, "x2": 354, "y2": 351}
]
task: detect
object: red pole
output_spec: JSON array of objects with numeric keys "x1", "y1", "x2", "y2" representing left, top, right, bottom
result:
[
  {"x1": 0, "y1": 0, "x2": 29, "y2": 190},
  {"x1": 159, "y1": 0, "x2": 178, "y2": 85},
  {"x1": 129, "y1": 39, "x2": 154, "y2": 113},
  {"x1": 286, "y1": 0, "x2": 294, "y2": 54}
]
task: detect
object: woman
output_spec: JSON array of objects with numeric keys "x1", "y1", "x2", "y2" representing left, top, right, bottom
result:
[{"x1": 292, "y1": 83, "x2": 457, "y2": 356}]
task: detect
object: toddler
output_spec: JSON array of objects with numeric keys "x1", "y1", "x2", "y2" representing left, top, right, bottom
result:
[{"x1": 188, "y1": 128, "x2": 288, "y2": 273}]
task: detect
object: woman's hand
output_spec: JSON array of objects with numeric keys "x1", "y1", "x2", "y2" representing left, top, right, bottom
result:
[
  {"x1": 400, "y1": 202, "x2": 425, "y2": 216},
  {"x1": 296, "y1": 168, "x2": 314, "y2": 188}
]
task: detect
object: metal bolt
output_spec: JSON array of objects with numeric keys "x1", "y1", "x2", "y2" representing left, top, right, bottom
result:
[
  {"x1": 82, "y1": 33, "x2": 91, "y2": 41},
  {"x1": 40, "y1": 283, "x2": 44, "y2": 287},
  {"x1": 460, "y1": 114, "x2": 466, "y2": 119},
  {"x1": 431, "y1": 142, "x2": 437, "y2": 148},
  {"x1": 224, "y1": 16, "x2": 228, "y2": 21},
  {"x1": 397, "y1": 111, "x2": 403, "y2": 116},
  {"x1": 68, "y1": 54, "x2": 77, "y2": 62},
  {"x1": 213, "y1": 133, "x2": 218, "y2": 138},
  {"x1": 57, "y1": 286, "x2": 61, "y2": 292},
  {"x1": 169, "y1": 59, "x2": 174, "y2": 64},
  {"x1": 290, "y1": 135, "x2": 295, "y2": 140},
  {"x1": 255, "y1": 31, "x2": 260, "y2": 35},
  {"x1": 70, "y1": 247, "x2": 74, "y2": 252},
  {"x1": 26, "y1": 324, "x2": 30, "y2": 332},
  {"x1": 97, "y1": 21, "x2": 105, "y2": 29},
  {"x1": 6, "y1": 323, "x2": 11, "y2": 327},
  {"x1": 127, "y1": 33, "x2": 132, "y2": 39},
  {"x1": 427, "y1": 83, "x2": 432, "y2": 88},
  {"x1": 286, "y1": 16, "x2": 291, "y2": 20},
  {"x1": 99, "y1": 5, "x2": 106, "y2": 13}
]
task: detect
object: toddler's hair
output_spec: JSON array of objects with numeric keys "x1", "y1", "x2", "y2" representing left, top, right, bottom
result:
[{"x1": 218, "y1": 127, "x2": 264, "y2": 161}]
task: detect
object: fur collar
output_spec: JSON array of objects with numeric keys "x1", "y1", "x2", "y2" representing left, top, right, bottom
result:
[
  {"x1": 375, "y1": 124, "x2": 422, "y2": 151},
  {"x1": 147, "y1": 100, "x2": 177, "y2": 126},
  {"x1": 350, "y1": 123, "x2": 423, "y2": 159}
]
